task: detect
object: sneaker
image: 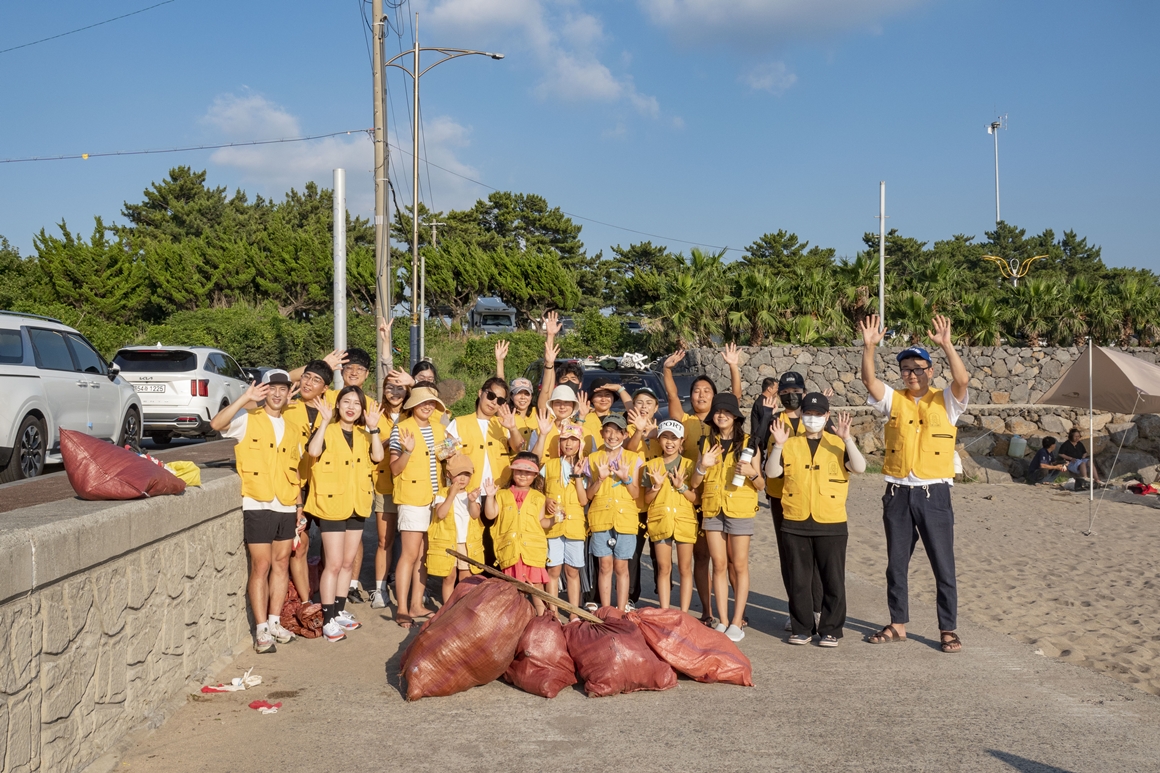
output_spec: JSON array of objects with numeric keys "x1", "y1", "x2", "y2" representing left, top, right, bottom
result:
[
  {"x1": 624, "y1": 601, "x2": 637, "y2": 613},
  {"x1": 348, "y1": 585, "x2": 365, "y2": 604},
  {"x1": 714, "y1": 622, "x2": 727, "y2": 633},
  {"x1": 788, "y1": 634, "x2": 811, "y2": 645},
  {"x1": 584, "y1": 602, "x2": 598, "y2": 613},
  {"x1": 335, "y1": 610, "x2": 362, "y2": 630},
  {"x1": 254, "y1": 629, "x2": 276, "y2": 654},
  {"x1": 724, "y1": 624, "x2": 745, "y2": 642},
  {"x1": 269, "y1": 619, "x2": 296, "y2": 644},
  {"x1": 370, "y1": 589, "x2": 387, "y2": 609},
  {"x1": 818, "y1": 635, "x2": 839, "y2": 648},
  {"x1": 322, "y1": 620, "x2": 346, "y2": 642},
  {"x1": 783, "y1": 617, "x2": 793, "y2": 632}
]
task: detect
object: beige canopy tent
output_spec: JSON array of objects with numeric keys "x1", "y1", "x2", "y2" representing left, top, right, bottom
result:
[{"x1": 1037, "y1": 345, "x2": 1160, "y2": 531}]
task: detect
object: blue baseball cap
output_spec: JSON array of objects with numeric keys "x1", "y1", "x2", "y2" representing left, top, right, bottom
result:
[{"x1": 897, "y1": 346, "x2": 932, "y2": 365}]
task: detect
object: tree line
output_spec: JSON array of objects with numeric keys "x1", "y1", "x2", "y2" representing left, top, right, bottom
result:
[{"x1": 2, "y1": 166, "x2": 1157, "y2": 363}]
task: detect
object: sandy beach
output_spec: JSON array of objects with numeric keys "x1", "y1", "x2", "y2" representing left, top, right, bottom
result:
[{"x1": 844, "y1": 476, "x2": 1160, "y2": 696}]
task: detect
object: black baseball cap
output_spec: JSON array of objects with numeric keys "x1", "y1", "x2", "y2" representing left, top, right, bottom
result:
[
  {"x1": 801, "y1": 392, "x2": 829, "y2": 414},
  {"x1": 344, "y1": 348, "x2": 371, "y2": 369},
  {"x1": 590, "y1": 377, "x2": 619, "y2": 394},
  {"x1": 778, "y1": 371, "x2": 806, "y2": 391}
]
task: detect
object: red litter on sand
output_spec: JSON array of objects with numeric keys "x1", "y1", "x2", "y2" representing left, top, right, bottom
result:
[{"x1": 248, "y1": 700, "x2": 282, "y2": 714}]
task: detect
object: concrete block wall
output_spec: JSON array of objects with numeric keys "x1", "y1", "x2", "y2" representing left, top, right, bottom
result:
[{"x1": 0, "y1": 470, "x2": 247, "y2": 773}]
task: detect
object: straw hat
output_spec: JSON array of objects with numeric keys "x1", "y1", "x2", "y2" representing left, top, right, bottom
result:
[{"x1": 402, "y1": 386, "x2": 446, "y2": 412}]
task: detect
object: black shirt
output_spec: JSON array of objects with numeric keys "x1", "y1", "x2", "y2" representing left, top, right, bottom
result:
[{"x1": 1058, "y1": 440, "x2": 1086, "y2": 461}]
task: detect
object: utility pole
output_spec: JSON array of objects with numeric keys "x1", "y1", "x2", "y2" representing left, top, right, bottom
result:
[
  {"x1": 410, "y1": 13, "x2": 421, "y2": 370},
  {"x1": 333, "y1": 168, "x2": 347, "y2": 388},
  {"x1": 422, "y1": 221, "x2": 446, "y2": 360},
  {"x1": 987, "y1": 116, "x2": 1005, "y2": 225},
  {"x1": 876, "y1": 181, "x2": 887, "y2": 346},
  {"x1": 372, "y1": 0, "x2": 392, "y2": 386}
]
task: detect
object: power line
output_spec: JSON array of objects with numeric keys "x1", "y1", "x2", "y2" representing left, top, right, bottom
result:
[
  {"x1": 0, "y1": 130, "x2": 369, "y2": 164},
  {"x1": 0, "y1": 0, "x2": 179, "y2": 55}
]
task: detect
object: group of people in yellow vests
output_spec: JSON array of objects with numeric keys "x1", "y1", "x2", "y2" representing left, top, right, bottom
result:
[{"x1": 216, "y1": 311, "x2": 969, "y2": 656}]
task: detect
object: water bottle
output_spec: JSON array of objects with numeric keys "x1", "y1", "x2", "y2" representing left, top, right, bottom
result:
[{"x1": 732, "y1": 447, "x2": 756, "y2": 487}]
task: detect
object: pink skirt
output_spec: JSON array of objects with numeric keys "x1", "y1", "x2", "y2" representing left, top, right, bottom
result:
[{"x1": 503, "y1": 559, "x2": 549, "y2": 584}]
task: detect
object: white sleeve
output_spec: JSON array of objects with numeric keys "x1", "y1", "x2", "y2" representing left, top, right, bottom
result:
[
  {"x1": 222, "y1": 412, "x2": 248, "y2": 441},
  {"x1": 867, "y1": 388, "x2": 893, "y2": 417},
  {"x1": 445, "y1": 419, "x2": 460, "y2": 441},
  {"x1": 434, "y1": 495, "x2": 447, "y2": 505},
  {"x1": 943, "y1": 386, "x2": 969, "y2": 426}
]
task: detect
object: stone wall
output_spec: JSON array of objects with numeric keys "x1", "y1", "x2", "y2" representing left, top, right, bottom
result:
[{"x1": 0, "y1": 470, "x2": 248, "y2": 773}]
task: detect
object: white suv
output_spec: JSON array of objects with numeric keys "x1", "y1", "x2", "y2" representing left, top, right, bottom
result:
[
  {"x1": 112, "y1": 346, "x2": 250, "y2": 445},
  {"x1": 0, "y1": 311, "x2": 143, "y2": 482}
]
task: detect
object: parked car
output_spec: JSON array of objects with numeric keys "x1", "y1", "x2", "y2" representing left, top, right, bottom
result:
[
  {"x1": 523, "y1": 355, "x2": 682, "y2": 421},
  {"x1": 0, "y1": 311, "x2": 143, "y2": 482},
  {"x1": 469, "y1": 297, "x2": 518, "y2": 334},
  {"x1": 112, "y1": 345, "x2": 250, "y2": 444},
  {"x1": 242, "y1": 366, "x2": 276, "y2": 384}
]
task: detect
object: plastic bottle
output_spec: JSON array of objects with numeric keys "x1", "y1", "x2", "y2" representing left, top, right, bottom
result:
[{"x1": 1007, "y1": 434, "x2": 1027, "y2": 458}]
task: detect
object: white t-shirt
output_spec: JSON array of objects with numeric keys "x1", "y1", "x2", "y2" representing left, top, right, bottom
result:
[
  {"x1": 868, "y1": 386, "x2": 968, "y2": 487},
  {"x1": 446, "y1": 416, "x2": 494, "y2": 485},
  {"x1": 225, "y1": 411, "x2": 299, "y2": 513},
  {"x1": 434, "y1": 491, "x2": 471, "y2": 543}
]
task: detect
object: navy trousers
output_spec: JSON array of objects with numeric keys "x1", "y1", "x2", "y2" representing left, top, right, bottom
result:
[{"x1": 882, "y1": 482, "x2": 958, "y2": 631}]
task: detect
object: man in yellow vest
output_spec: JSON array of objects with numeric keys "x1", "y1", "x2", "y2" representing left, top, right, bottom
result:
[
  {"x1": 860, "y1": 314, "x2": 969, "y2": 653},
  {"x1": 211, "y1": 370, "x2": 303, "y2": 654}
]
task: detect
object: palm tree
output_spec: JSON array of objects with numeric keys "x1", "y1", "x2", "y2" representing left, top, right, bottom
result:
[
  {"x1": 891, "y1": 291, "x2": 932, "y2": 344},
  {"x1": 728, "y1": 266, "x2": 788, "y2": 346},
  {"x1": 1116, "y1": 275, "x2": 1160, "y2": 345},
  {"x1": 955, "y1": 294, "x2": 1002, "y2": 346},
  {"x1": 1006, "y1": 277, "x2": 1062, "y2": 347}
]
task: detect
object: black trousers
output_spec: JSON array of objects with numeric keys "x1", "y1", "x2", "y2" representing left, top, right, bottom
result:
[
  {"x1": 770, "y1": 497, "x2": 821, "y2": 614},
  {"x1": 783, "y1": 531, "x2": 847, "y2": 638},
  {"x1": 882, "y1": 482, "x2": 958, "y2": 631},
  {"x1": 628, "y1": 513, "x2": 648, "y2": 604}
]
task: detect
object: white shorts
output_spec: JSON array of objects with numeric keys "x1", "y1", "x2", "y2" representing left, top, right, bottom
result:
[
  {"x1": 546, "y1": 537, "x2": 586, "y2": 568},
  {"x1": 396, "y1": 504, "x2": 432, "y2": 532}
]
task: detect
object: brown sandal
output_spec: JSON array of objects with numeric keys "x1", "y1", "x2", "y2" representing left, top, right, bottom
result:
[
  {"x1": 940, "y1": 631, "x2": 962, "y2": 653},
  {"x1": 865, "y1": 624, "x2": 907, "y2": 644},
  {"x1": 394, "y1": 613, "x2": 413, "y2": 629}
]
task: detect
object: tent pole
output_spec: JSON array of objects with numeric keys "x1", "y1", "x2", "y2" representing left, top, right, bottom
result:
[{"x1": 1089, "y1": 339, "x2": 1094, "y2": 528}]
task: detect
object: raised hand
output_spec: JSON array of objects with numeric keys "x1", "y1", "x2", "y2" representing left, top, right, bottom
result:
[
  {"x1": 762, "y1": 393, "x2": 779, "y2": 410},
  {"x1": 546, "y1": 341, "x2": 560, "y2": 364},
  {"x1": 365, "y1": 404, "x2": 382, "y2": 431},
  {"x1": 860, "y1": 314, "x2": 885, "y2": 347},
  {"x1": 577, "y1": 391, "x2": 592, "y2": 419},
  {"x1": 668, "y1": 465, "x2": 688, "y2": 491},
  {"x1": 722, "y1": 343, "x2": 740, "y2": 367},
  {"x1": 663, "y1": 349, "x2": 687, "y2": 370},
  {"x1": 467, "y1": 487, "x2": 482, "y2": 504},
  {"x1": 537, "y1": 408, "x2": 554, "y2": 435},
  {"x1": 289, "y1": 382, "x2": 301, "y2": 401},
  {"x1": 627, "y1": 408, "x2": 648, "y2": 433},
  {"x1": 311, "y1": 395, "x2": 334, "y2": 424},
  {"x1": 770, "y1": 419, "x2": 790, "y2": 447},
  {"x1": 614, "y1": 459, "x2": 633, "y2": 483},
  {"x1": 323, "y1": 349, "x2": 349, "y2": 372},
  {"x1": 387, "y1": 368, "x2": 415, "y2": 387},
  {"x1": 823, "y1": 387, "x2": 835, "y2": 398},
  {"x1": 497, "y1": 403, "x2": 517, "y2": 430},
  {"x1": 700, "y1": 442, "x2": 723, "y2": 469},
  {"x1": 398, "y1": 427, "x2": 415, "y2": 453},
  {"x1": 243, "y1": 381, "x2": 270, "y2": 405},
  {"x1": 594, "y1": 458, "x2": 611, "y2": 481},
  {"x1": 832, "y1": 412, "x2": 853, "y2": 440},
  {"x1": 482, "y1": 478, "x2": 497, "y2": 498},
  {"x1": 494, "y1": 339, "x2": 509, "y2": 364},
  {"x1": 928, "y1": 314, "x2": 954, "y2": 349},
  {"x1": 377, "y1": 316, "x2": 393, "y2": 341},
  {"x1": 543, "y1": 310, "x2": 562, "y2": 338},
  {"x1": 649, "y1": 460, "x2": 666, "y2": 490}
]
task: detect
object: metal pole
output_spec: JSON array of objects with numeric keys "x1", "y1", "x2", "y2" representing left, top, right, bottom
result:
[
  {"x1": 1089, "y1": 339, "x2": 1094, "y2": 506},
  {"x1": 409, "y1": 12, "x2": 421, "y2": 370},
  {"x1": 372, "y1": 0, "x2": 392, "y2": 385},
  {"x1": 423, "y1": 221, "x2": 445, "y2": 360},
  {"x1": 333, "y1": 168, "x2": 347, "y2": 389},
  {"x1": 878, "y1": 181, "x2": 886, "y2": 346},
  {"x1": 993, "y1": 125, "x2": 1001, "y2": 225}
]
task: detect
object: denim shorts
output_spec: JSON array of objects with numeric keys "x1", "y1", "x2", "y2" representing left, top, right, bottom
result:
[
  {"x1": 589, "y1": 529, "x2": 636, "y2": 560},
  {"x1": 547, "y1": 537, "x2": 586, "y2": 568}
]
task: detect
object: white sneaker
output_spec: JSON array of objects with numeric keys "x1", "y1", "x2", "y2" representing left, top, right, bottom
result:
[
  {"x1": 323, "y1": 620, "x2": 346, "y2": 642},
  {"x1": 370, "y1": 589, "x2": 387, "y2": 609},
  {"x1": 624, "y1": 601, "x2": 637, "y2": 613},
  {"x1": 724, "y1": 624, "x2": 745, "y2": 642},
  {"x1": 335, "y1": 610, "x2": 361, "y2": 630},
  {"x1": 254, "y1": 629, "x2": 276, "y2": 654},
  {"x1": 714, "y1": 622, "x2": 727, "y2": 633},
  {"x1": 268, "y1": 619, "x2": 296, "y2": 644}
]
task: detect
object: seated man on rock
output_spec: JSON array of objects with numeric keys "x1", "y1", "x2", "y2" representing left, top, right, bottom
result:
[{"x1": 1027, "y1": 436, "x2": 1067, "y2": 485}]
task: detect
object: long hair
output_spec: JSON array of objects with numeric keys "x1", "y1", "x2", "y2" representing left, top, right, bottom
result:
[
  {"x1": 334, "y1": 385, "x2": 367, "y2": 427},
  {"x1": 476, "y1": 376, "x2": 509, "y2": 410}
]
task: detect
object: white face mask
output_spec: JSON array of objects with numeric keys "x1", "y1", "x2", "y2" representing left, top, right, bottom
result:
[{"x1": 802, "y1": 415, "x2": 827, "y2": 433}]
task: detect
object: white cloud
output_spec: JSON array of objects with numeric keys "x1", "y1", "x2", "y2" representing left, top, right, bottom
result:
[
  {"x1": 201, "y1": 93, "x2": 483, "y2": 215},
  {"x1": 743, "y1": 61, "x2": 797, "y2": 94}
]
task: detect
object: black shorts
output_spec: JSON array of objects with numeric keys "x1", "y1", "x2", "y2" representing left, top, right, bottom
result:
[
  {"x1": 243, "y1": 508, "x2": 297, "y2": 544},
  {"x1": 314, "y1": 513, "x2": 369, "y2": 533}
]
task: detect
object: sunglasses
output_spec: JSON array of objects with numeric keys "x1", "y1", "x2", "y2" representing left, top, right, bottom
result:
[{"x1": 483, "y1": 389, "x2": 508, "y2": 406}]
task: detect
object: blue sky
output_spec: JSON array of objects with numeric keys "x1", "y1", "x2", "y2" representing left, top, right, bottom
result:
[{"x1": 2, "y1": 0, "x2": 1157, "y2": 271}]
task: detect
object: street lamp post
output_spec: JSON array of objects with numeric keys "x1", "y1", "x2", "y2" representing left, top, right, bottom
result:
[
  {"x1": 385, "y1": 13, "x2": 503, "y2": 369},
  {"x1": 421, "y1": 220, "x2": 446, "y2": 361},
  {"x1": 987, "y1": 116, "x2": 1006, "y2": 225}
]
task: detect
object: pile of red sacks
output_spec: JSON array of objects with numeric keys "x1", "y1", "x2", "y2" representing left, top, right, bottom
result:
[
  {"x1": 400, "y1": 579, "x2": 752, "y2": 700},
  {"x1": 279, "y1": 584, "x2": 323, "y2": 640}
]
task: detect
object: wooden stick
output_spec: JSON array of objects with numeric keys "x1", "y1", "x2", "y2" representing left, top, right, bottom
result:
[{"x1": 446, "y1": 549, "x2": 603, "y2": 624}]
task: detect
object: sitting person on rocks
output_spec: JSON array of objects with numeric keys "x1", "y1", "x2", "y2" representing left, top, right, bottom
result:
[
  {"x1": 1027, "y1": 436, "x2": 1067, "y2": 485},
  {"x1": 1057, "y1": 428, "x2": 1101, "y2": 485}
]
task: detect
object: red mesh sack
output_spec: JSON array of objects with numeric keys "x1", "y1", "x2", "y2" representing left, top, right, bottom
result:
[
  {"x1": 295, "y1": 603, "x2": 323, "y2": 638},
  {"x1": 401, "y1": 578, "x2": 534, "y2": 700},
  {"x1": 280, "y1": 584, "x2": 322, "y2": 639},
  {"x1": 626, "y1": 607, "x2": 753, "y2": 686},
  {"x1": 503, "y1": 615, "x2": 577, "y2": 698},
  {"x1": 418, "y1": 574, "x2": 487, "y2": 633},
  {"x1": 60, "y1": 429, "x2": 186, "y2": 500},
  {"x1": 563, "y1": 616, "x2": 677, "y2": 698}
]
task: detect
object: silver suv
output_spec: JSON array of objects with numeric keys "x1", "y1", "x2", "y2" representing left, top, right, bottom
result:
[
  {"x1": 0, "y1": 311, "x2": 143, "y2": 482},
  {"x1": 112, "y1": 346, "x2": 250, "y2": 444}
]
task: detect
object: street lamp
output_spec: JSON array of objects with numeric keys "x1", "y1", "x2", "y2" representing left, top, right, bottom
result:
[
  {"x1": 987, "y1": 115, "x2": 1006, "y2": 225},
  {"x1": 385, "y1": 13, "x2": 503, "y2": 369}
]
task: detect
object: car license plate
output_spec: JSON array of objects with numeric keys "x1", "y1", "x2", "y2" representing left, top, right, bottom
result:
[{"x1": 134, "y1": 384, "x2": 166, "y2": 393}]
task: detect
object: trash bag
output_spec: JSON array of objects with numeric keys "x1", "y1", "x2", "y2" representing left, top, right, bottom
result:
[
  {"x1": 418, "y1": 575, "x2": 487, "y2": 633},
  {"x1": 626, "y1": 607, "x2": 753, "y2": 686},
  {"x1": 61, "y1": 429, "x2": 186, "y2": 500},
  {"x1": 504, "y1": 615, "x2": 578, "y2": 698},
  {"x1": 164, "y1": 460, "x2": 202, "y2": 486},
  {"x1": 280, "y1": 584, "x2": 322, "y2": 639},
  {"x1": 401, "y1": 578, "x2": 534, "y2": 700},
  {"x1": 563, "y1": 615, "x2": 677, "y2": 698}
]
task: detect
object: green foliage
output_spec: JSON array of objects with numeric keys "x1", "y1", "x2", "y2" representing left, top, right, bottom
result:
[
  {"x1": 454, "y1": 331, "x2": 544, "y2": 382},
  {"x1": 742, "y1": 230, "x2": 835, "y2": 273},
  {"x1": 33, "y1": 218, "x2": 148, "y2": 324},
  {"x1": 141, "y1": 304, "x2": 327, "y2": 367},
  {"x1": 557, "y1": 309, "x2": 644, "y2": 356}
]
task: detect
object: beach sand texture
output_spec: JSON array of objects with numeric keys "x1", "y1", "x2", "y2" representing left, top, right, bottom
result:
[{"x1": 845, "y1": 477, "x2": 1160, "y2": 695}]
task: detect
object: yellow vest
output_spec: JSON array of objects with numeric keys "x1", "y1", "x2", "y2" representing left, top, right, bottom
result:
[
  {"x1": 627, "y1": 426, "x2": 664, "y2": 510},
  {"x1": 306, "y1": 423, "x2": 375, "y2": 520},
  {"x1": 882, "y1": 389, "x2": 957, "y2": 480},
  {"x1": 514, "y1": 411, "x2": 537, "y2": 449},
  {"x1": 700, "y1": 434, "x2": 760, "y2": 519},
  {"x1": 234, "y1": 409, "x2": 304, "y2": 506},
  {"x1": 373, "y1": 413, "x2": 398, "y2": 496},
  {"x1": 681, "y1": 415, "x2": 709, "y2": 461},
  {"x1": 542, "y1": 457, "x2": 587, "y2": 540},
  {"x1": 451, "y1": 413, "x2": 513, "y2": 489},
  {"x1": 426, "y1": 492, "x2": 485, "y2": 576},
  {"x1": 781, "y1": 433, "x2": 849, "y2": 524},
  {"x1": 323, "y1": 387, "x2": 379, "y2": 414},
  {"x1": 391, "y1": 417, "x2": 446, "y2": 507},
  {"x1": 765, "y1": 412, "x2": 809, "y2": 498},
  {"x1": 493, "y1": 489, "x2": 548, "y2": 569},
  {"x1": 585, "y1": 447, "x2": 644, "y2": 534},
  {"x1": 581, "y1": 413, "x2": 607, "y2": 456},
  {"x1": 646, "y1": 457, "x2": 698, "y2": 542}
]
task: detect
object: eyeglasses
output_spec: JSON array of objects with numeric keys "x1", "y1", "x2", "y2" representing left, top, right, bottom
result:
[
  {"x1": 483, "y1": 389, "x2": 508, "y2": 406},
  {"x1": 900, "y1": 366, "x2": 931, "y2": 376}
]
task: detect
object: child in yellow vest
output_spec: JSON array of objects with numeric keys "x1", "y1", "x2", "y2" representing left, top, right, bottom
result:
[
  {"x1": 530, "y1": 384, "x2": 581, "y2": 459},
  {"x1": 541, "y1": 424, "x2": 589, "y2": 619},
  {"x1": 643, "y1": 420, "x2": 699, "y2": 612},
  {"x1": 581, "y1": 414, "x2": 643, "y2": 611},
  {"x1": 429, "y1": 454, "x2": 485, "y2": 604},
  {"x1": 766, "y1": 394, "x2": 866, "y2": 647},
  {"x1": 483, "y1": 452, "x2": 552, "y2": 614},
  {"x1": 690, "y1": 393, "x2": 763, "y2": 642}
]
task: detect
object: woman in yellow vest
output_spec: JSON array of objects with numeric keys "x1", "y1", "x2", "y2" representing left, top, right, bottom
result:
[
  {"x1": 643, "y1": 420, "x2": 698, "y2": 612},
  {"x1": 508, "y1": 377, "x2": 539, "y2": 447},
  {"x1": 388, "y1": 386, "x2": 449, "y2": 628},
  {"x1": 305, "y1": 386, "x2": 383, "y2": 643},
  {"x1": 369, "y1": 376, "x2": 408, "y2": 610},
  {"x1": 690, "y1": 393, "x2": 763, "y2": 642},
  {"x1": 766, "y1": 394, "x2": 865, "y2": 647},
  {"x1": 428, "y1": 453, "x2": 485, "y2": 604},
  {"x1": 541, "y1": 423, "x2": 588, "y2": 619},
  {"x1": 483, "y1": 452, "x2": 552, "y2": 614}
]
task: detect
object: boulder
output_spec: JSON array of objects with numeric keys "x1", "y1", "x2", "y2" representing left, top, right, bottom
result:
[
  {"x1": 1096, "y1": 450, "x2": 1159, "y2": 483},
  {"x1": 957, "y1": 433, "x2": 995, "y2": 456},
  {"x1": 979, "y1": 415, "x2": 1006, "y2": 433},
  {"x1": 1006, "y1": 417, "x2": 1039, "y2": 437},
  {"x1": 1039, "y1": 414, "x2": 1072, "y2": 436},
  {"x1": 960, "y1": 453, "x2": 1014, "y2": 484},
  {"x1": 1134, "y1": 413, "x2": 1160, "y2": 439},
  {"x1": 990, "y1": 392, "x2": 1010, "y2": 404},
  {"x1": 1106, "y1": 422, "x2": 1139, "y2": 448},
  {"x1": 438, "y1": 379, "x2": 466, "y2": 407},
  {"x1": 1010, "y1": 384, "x2": 1031, "y2": 404}
]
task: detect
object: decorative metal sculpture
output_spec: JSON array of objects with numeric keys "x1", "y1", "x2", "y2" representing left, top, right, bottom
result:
[{"x1": 981, "y1": 254, "x2": 1047, "y2": 287}]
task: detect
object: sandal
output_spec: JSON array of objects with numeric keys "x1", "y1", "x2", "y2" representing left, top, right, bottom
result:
[
  {"x1": 701, "y1": 615, "x2": 717, "y2": 628},
  {"x1": 940, "y1": 631, "x2": 962, "y2": 653},
  {"x1": 394, "y1": 613, "x2": 413, "y2": 629},
  {"x1": 865, "y1": 624, "x2": 907, "y2": 644}
]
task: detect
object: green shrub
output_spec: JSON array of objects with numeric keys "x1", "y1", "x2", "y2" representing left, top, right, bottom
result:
[{"x1": 558, "y1": 308, "x2": 646, "y2": 358}]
